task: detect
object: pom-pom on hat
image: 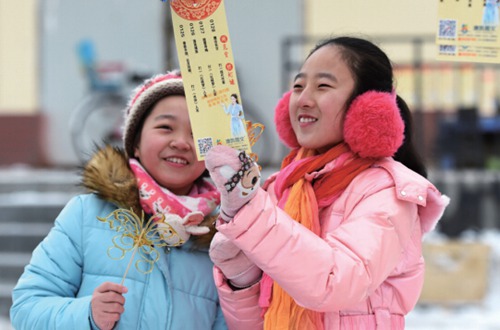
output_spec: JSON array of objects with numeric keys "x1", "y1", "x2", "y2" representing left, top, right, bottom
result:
[
  {"x1": 274, "y1": 90, "x2": 404, "y2": 158},
  {"x1": 123, "y1": 70, "x2": 184, "y2": 158}
]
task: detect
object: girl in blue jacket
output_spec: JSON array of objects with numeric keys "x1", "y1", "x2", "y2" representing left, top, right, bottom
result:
[{"x1": 10, "y1": 71, "x2": 227, "y2": 330}]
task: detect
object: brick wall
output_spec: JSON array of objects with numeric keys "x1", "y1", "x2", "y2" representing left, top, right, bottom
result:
[{"x1": 0, "y1": 114, "x2": 47, "y2": 166}]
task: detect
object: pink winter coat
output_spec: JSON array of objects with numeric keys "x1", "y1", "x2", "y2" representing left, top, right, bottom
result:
[{"x1": 214, "y1": 158, "x2": 449, "y2": 330}]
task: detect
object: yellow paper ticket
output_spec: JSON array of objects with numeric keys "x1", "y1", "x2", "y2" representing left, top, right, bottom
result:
[
  {"x1": 436, "y1": 0, "x2": 500, "y2": 63},
  {"x1": 169, "y1": 0, "x2": 251, "y2": 160}
]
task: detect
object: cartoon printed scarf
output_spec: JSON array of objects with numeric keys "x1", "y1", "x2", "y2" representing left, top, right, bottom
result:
[{"x1": 129, "y1": 158, "x2": 220, "y2": 222}]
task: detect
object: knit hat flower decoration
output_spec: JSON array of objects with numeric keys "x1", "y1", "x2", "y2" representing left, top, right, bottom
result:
[{"x1": 274, "y1": 90, "x2": 405, "y2": 158}]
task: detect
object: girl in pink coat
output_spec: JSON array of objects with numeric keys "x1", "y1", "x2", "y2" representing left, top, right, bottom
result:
[{"x1": 205, "y1": 36, "x2": 450, "y2": 330}]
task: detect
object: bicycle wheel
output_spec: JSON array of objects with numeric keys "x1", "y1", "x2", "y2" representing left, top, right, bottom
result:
[{"x1": 69, "y1": 92, "x2": 126, "y2": 164}]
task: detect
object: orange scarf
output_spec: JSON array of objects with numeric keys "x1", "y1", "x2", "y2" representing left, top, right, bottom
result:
[{"x1": 263, "y1": 143, "x2": 374, "y2": 330}]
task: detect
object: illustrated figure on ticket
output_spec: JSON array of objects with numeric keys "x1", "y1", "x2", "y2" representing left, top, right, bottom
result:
[
  {"x1": 221, "y1": 93, "x2": 246, "y2": 137},
  {"x1": 436, "y1": 0, "x2": 500, "y2": 63},
  {"x1": 169, "y1": 0, "x2": 254, "y2": 160},
  {"x1": 483, "y1": 0, "x2": 499, "y2": 26}
]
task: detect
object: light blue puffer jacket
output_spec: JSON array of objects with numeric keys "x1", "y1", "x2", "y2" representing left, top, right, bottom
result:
[{"x1": 10, "y1": 193, "x2": 227, "y2": 330}]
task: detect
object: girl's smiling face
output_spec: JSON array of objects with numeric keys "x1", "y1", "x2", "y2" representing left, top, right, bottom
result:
[
  {"x1": 134, "y1": 95, "x2": 206, "y2": 195},
  {"x1": 289, "y1": 45, "x2": 356, "y2": 153}
]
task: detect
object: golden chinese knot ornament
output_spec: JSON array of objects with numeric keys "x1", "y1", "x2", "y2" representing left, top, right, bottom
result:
[{"x1": 98, "y1": 208, "x2": 184, "y2": 284}]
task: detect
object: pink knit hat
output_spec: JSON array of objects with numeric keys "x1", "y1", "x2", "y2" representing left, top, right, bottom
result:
[
  {"x1": 274, "y1": 90, "x2": 404, "y2": 158},
  {"x1": 123, "y1": 70, "x2": 184, "y2": 158}
]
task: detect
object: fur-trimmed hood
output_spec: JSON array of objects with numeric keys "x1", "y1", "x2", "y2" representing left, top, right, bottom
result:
[{"x1": 80, "y1": 146, "x2": 216, "y2": 248}]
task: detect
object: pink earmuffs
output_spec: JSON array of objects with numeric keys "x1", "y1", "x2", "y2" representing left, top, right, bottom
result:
[{"x1": 274, "y1": 90, "x2": 404, "y2": 158}]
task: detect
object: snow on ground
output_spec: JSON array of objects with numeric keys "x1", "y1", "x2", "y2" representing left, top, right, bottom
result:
[
  {"x1": 0, "y1": 164, "x2": 79, "y2": 184},
  {"x1": 406, "y1": 229, "x2": 500, "y2": 329},
  {"x1": 0, "y1": 318, "x2": 13, "y2": 330}
]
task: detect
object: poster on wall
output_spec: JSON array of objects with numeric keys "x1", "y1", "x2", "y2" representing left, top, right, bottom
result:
[
  {"x1": 167, "y1": 0, "x2": 252, "y2": 160},
  {"x1": 436, "y1": 0, "x2": 500, "y2": 63}
]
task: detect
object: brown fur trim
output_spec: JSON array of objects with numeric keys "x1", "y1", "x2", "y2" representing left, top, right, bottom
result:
[
  {"x1": 81, "y1": 146, "x2": 142, "y2": 215},
  {"x1": 80, "y1": 146, "x2": 215, "y2": 249}
]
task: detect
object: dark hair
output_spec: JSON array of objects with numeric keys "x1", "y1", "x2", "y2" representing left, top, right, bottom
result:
[
  {"x1": 230, "y1": 93, "x2": 239, "y2": 104},
  {"x1": 308, "y1": 36, "x2": 427, "y2": 177}
]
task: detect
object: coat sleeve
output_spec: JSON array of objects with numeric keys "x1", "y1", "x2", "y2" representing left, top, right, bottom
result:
[
  {"x1": 216, "y1": 180, "x2": 417, "y2": 312},
  {"x1": 214, "y1": 266, "x2": 263, "y2": 330},
  {"x1": 10, "y1": 196, "x2": 93, "y2": 330},
  {"x1": 212, "y1": 296, "x2": 230, "y2": 330}
]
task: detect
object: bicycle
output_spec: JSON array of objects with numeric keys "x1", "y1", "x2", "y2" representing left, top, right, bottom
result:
[{"x1": 69, "y1": 39, "x2": 149, "y2": 164}]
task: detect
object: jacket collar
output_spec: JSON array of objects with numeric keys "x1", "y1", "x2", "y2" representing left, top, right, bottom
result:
[{"x1": 80, "y1": 145, "x2": 216, "y2": 248}]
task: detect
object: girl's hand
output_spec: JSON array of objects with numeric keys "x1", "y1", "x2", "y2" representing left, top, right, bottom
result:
[
  {"x1": 91, "y1": 282, "x2": 127, "y2": 330},
  {"x1": 209, "y1": 232, "x2": 261, "y2": 288},
  {"x1": 205, "y1": 145, "x2": 261, "y2": 222}
]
